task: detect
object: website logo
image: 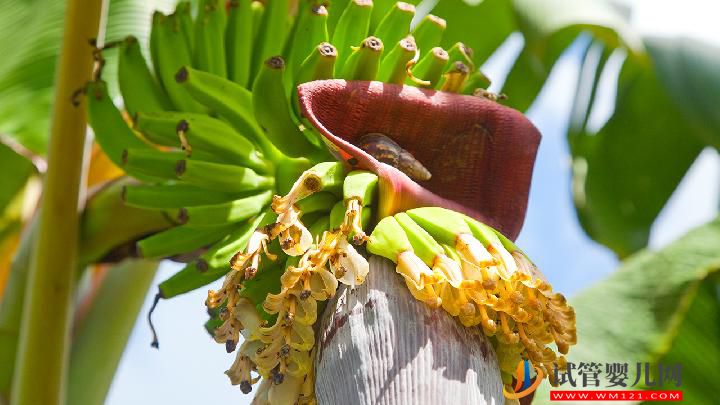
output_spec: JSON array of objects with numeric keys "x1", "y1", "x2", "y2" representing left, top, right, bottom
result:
[{"x1": 504, "y1": 360, "x2": 542, "y2": 399}]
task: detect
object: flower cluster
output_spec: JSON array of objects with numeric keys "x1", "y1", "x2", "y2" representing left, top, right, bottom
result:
[{"x1": 206, "y1": 168, "x2": 372, "y2": 404}]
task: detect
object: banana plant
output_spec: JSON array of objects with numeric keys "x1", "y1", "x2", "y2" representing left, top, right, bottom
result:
[{"x1": 78, "y1": 0, "x2": 575, "y2": 403}]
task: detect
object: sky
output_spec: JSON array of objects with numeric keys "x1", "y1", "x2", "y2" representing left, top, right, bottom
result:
[{"x1": 106, "y1": 1, "x2": 720, "y2": 404}]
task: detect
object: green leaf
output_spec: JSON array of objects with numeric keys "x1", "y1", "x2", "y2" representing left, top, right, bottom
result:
[
  {"x1": 0, "y1": 140, "x2": 34, "y2": 216},
  {"x1": 650, "y1": 276, "x2": 719, "y2": 405},
  {"x1": 502, "y1": 0, "x2": 641, "y2": 111},
  {"x1": 646, "y1": 37, "x2": 720, "y2": 149},
  {"x1": 534, "y1": 218, "x2": 720, "y2": 403},
  {"x1": 571, "y1": 54, "x2": 705, "y2": 257},
  {"x1": 0, "y1": 0, "x2": 169, "y2": 155}
]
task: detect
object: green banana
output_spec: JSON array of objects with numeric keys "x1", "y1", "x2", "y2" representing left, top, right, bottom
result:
[
  {"x1": 175, "y1": 159, "x2": 275, "y2": 192},
  {"x1": 135, "y1": 112, "x2": 269, "y2": 173},
  {"x1": 295, "y1": 42, "x2": 338, "y2": 85},
  {"x1": 159, "y1": 211, "x2": 275, "y2": 298},
  {"x1": 369, "y1": 0, "x2": 395, "y2": 30},
  {"x1": 194, "y1": 0, "x2": 227, "y2": 77},
  {"x1": 339, "y1": 36, "x2": 383, "y2": 81},
  {"x1": 394, "y1": 212, "x2": 443, "y2": 266},
  {"x1": 406, "y1": 46, "x2": 448, "y2": 88},
  {"x1": 227, "y1": 0, "x2": 253, "y2": 87},
  {"x1": 250, "y1": 0, "x2": 265, "y2": 41},
  {"x1": 294, "y1": 192, "x2": 339, "y2": 216},
  {"x1": 179, "y1": 190, "x2": 273, "y2": 227},
  {"x1": 332, "y1": 0, "x2": 373, "y2": 72},
  {"x1": 122, "y1": 149, "x2": 183, "y2": 181},
  {"x1": 405, "y1": 207, "x2": 470, "y2": 245},
  {"x1": 253, "y1": 56, "x2": 317, "y2": 158},
  {"x1": 377, "y1": 35, "x2": 416, "y2": 84},
  {"x1": 410, "y1": 14, "x2": 446, "y2": 54},
  {"x1": 462, "y1": 70, "x2": 491, "y2": 94},
  {"x1": 446, "y1": 42, "x2": 475, "y2": 72},
  {"x1": 252, "y1": 0, "x2": 290, "y2": 77},
  {"x1": 326, "y1": 0, "x2": 350, "y2": 34},
  {"x1": 439, "y1": 61, "x2": 470, "y2": 93},
  {"x1": 366, "y1": 216, "x2": 412, "y2": 262},
  {"x1": 176, "y1": 1, "x2": 195, "y2": 53},
  {"x1": 286, "y1": 4, "x2": 329, "y2": 84},
  {"x1": 123, "y1": 183, "x2": 242, "y2": 209},
  {"x1": 153, "y1": 12, "x2": 206, "y2": 113},
  {"x1": 117, "y1": 36, "x2": 171, "y2": 117},
  {"x1": 175, "y1": 66, "x2": 274, "y2": 155},
  {"x1": 149, "y1": 11, "x2": 163, "y2": 79},
  {"x1": 86, "y1": 80, "x2": 153, "y2": 168},
  {"x1": 138, "y1": 224, "x2": 234, "y2": 259},
  {"x1": 373, "y1": 1, "x2": 415, "y2": 56},
  {"x1": 343, "y1": 170, "x2": 378, "y2": 205},
  {"x1": 272, "y1": 161, "x2": 346, "y2": 212}
]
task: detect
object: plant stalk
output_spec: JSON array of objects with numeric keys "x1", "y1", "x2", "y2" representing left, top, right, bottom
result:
[{"x1": 9, "y1": 1, "x2": 104, "y2": 404}]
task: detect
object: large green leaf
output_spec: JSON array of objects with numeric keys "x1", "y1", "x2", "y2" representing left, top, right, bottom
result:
[
  {"x1": 646, "y1": 37, "x2": 720, "y2": 149},
  {"x1": 0, "y1": 0, "x2": 170, "y2": 155},
  {"x1": 0, "y1": 141, "x2": 34, "y2": 216},
  {"x1": 534, "y1": 218, "x2": 720, "y2": 404},
  {"x1": 571, "y1": 52, "x2": 705, "y2": 257},
  {"x1": 503, "y1": 0, "x2": 640, "y2": 111}
]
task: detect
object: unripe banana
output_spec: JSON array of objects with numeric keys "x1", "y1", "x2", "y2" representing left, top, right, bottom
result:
[
  {"x1": 373, "y1": 1, "x2": 415, "y2": 57},
  {"x1": 462, "y1": 70, "x2": 492, "y2": 94},
  {"x1": 439, "y1": 61, "x2": 470, "y2": 93},
  {"x1": 332, "y1": 0, "x2": 373, "y2": 72},
  {"x1": 295, "y1": 43, "x2": 338, "y2": 86},
  {"x1": 153, "y1": 12, "x2": 207, "y2": 112},
  {"x1": 286, "y1": 4, "x2": 329, "y2": 84},
  {"x1": 294, "y1": 192, "x2": 339, "y2": 216},
  {"x1": 252, "y1": 0, "x2": 290, "y2": 78},
  {"x1": 227, "y1": 0, "x2": 254, "y2": 87},
  {"x1": 179, "y1": 190, "x2": 273, "y2": 227},
  {"x1": 194, "y1": 0, "x2": 227, "y2": 77},
  {"x1": 253, "y1": 56, "x2": 317, "y2": 158},
  {"x1": 175, "y1": 159, "x2": 275, "y2": 193},
  {"x1": 339, "y1": 36, "x2": 383, "y2": 81},
  {"x1": 117, "y1": 36, "x2": 172, "y2": 116},
  {"x1": 138, "y1": 224, "x2": 234, "y2": 259},
  {"x1": 406, "y1": 46, "x2": 448, "y2": 88},
  {"x1": 176, "y1": 2, "x2": 195, "y2": 53},
  {"x1": 377, "y1": 35, "x2": 416, "y2": 84},
  {"x1": 411, "y1": 14, "x2": 446, "y2": 54},
  {"x1": 135, "y1": 112, "x2": 269, "y2": 173},
  {"x1": 343, "y1": 170, "x2": 378, "y2": 205},
  {"x1": 122, "y1": 149, "x2": 183, "y2": 181},
  {"x1": 446, "y1": 42, "x2": 475, "y2": 72},
  {"x1": 175, "y1": 66, "x2": 274, "y2": 155},
  {"x1": 159, "y1": 211, "x2": 275, "y2": 298},
  {"x1": 293, "y1": 43, "x2": 337, "y2": 117},
  {"x1": 250, "y1": 0, "x2": 265, "y2": 41},
  {"x1": 86, "y1": 80, "x2": 153, "y2": 168},
  {"x1": 394, "y1": 212, "x2": 443, "y2": 266},
  {"x1": 123, "y1": 183, "x2": 242, "y2": 209}
]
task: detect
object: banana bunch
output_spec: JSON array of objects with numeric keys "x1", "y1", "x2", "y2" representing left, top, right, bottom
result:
[{"x1": 84, "y1": 0, "x2": 573, "y2": 403}]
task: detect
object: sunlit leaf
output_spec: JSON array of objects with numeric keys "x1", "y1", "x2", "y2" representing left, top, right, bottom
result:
[
  {"x1": 534, "y1": 218, "x2": 720, "y2": 403},
  {"x1": 646, "y1": 37, "x2": 720, "y2": 149},
  {"x1": 0, "y1": 0, "x2": 174, "y2": 155},
  {"x1": 571, "y1": 53, "x2": 705, "y2": 256},
  {"x1": 503, "y1": 0, "x2": 640, "y2": 111}
]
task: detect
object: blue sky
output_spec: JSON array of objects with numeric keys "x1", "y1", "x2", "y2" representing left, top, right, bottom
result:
[{"x1": 106, "y1": 1, "x2": 720, "y2": 404}]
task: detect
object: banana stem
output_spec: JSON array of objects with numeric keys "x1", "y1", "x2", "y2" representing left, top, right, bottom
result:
[
  {"x1": 10, "y1": 1, "x2": 105, "y2": 404},
  {"x1": 67, "y1": 260, "x2": 159, "y2": 405}
]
